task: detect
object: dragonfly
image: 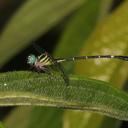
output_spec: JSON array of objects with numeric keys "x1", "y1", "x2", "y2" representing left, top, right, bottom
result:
[{"x1": 27, "y1": 44, "x2": 128, "y2": 86}]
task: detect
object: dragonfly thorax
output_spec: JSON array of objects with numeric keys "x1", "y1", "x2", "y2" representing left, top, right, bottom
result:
[{"x1": 37, "y1": 54, "x2": 53, "y2": 66}]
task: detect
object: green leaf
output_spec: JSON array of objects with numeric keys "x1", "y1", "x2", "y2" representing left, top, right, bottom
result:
[
  {"x1": 28, "y1": 107, "x2": 63, "y2": 128},
  {"x1": 55, "y1": 0, "x2": 101, "y2": 57},
  {"x1": 23, "y1": 0, "x2": 108, "y2": 127},
  {"x1": 0, "y1": 0, "x2": 86, "y2": 67},
  {"x1": 0, "y1": 122, "x2": 6, "y2": 128},
  {"x1": 54, "y1": 0, "x2": 116, "y2": 127},
  {"x1": 4, "y1": 106, "x2": 63, "y2": 128},
  {"x1": 73, "y1": 1, "x2": 128, "y2": 128},
  {"x1": 76, "y1": 1, "x2": 128, "y2": 84},
  {"x1": 54, "y1": 0, "x2": 107, "y2": 73},
  {"x1": 3, "y1": 107, "x2": 32, "y2": 128},
  {"x1": 4, "y1": 0, "x2": 110, "y2": 127},
  {"x1": 0, "y1": 71, "x2": 128, "y2": 121}
]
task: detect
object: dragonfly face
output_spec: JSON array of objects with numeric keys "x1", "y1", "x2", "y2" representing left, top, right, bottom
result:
[{"x1": 27, "y1": 54, "x2": 37, "y2": 65}]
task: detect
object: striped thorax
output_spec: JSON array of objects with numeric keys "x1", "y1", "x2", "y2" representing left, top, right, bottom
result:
[
  {"x1": 27, "y1": 53, "x2": 53, "y2": 72},
  {"x1": 37, "y1": 53, "x2": 52, "y2": 66}
]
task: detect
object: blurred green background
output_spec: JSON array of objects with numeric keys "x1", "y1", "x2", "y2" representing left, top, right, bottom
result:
[{"x1": 0, "y1": 0, "x2": 128, "y2": 128}]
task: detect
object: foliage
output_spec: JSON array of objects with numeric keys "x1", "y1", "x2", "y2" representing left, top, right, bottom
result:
[{"x1": 0, "y1": 0, "x2": 128, "y2": 128}]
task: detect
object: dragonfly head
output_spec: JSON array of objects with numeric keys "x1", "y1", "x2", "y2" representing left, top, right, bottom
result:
[{"x1": 27, "y1": 54, "x2": 37, "y2": 65}]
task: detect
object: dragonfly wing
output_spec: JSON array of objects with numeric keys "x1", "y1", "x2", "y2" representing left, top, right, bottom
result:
[{"x1": 32, "y1": 43, "x2": 46, "y2": 54}]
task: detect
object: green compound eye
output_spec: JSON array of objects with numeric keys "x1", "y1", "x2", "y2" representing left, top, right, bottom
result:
[{"x1": 27, "y1": 54, "x2": 37, "y2": 65}]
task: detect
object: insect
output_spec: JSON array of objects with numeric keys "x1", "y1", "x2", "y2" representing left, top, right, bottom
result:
[
  {"x1": 27, "y1": 51, "x2": 69, "y2": 85},
  {"x1": 27, "y1": 45, "x2": 128, "y2": 86}
]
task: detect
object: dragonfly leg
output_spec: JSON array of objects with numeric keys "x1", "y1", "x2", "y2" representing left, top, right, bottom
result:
[{"x1": 55, "y1": 63, "x2": 69, "y2": 86}]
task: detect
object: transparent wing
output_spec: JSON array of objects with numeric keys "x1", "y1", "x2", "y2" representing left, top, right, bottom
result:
[{"x1": 32, "y1": 43, "x2": 46, "y2": 54}]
